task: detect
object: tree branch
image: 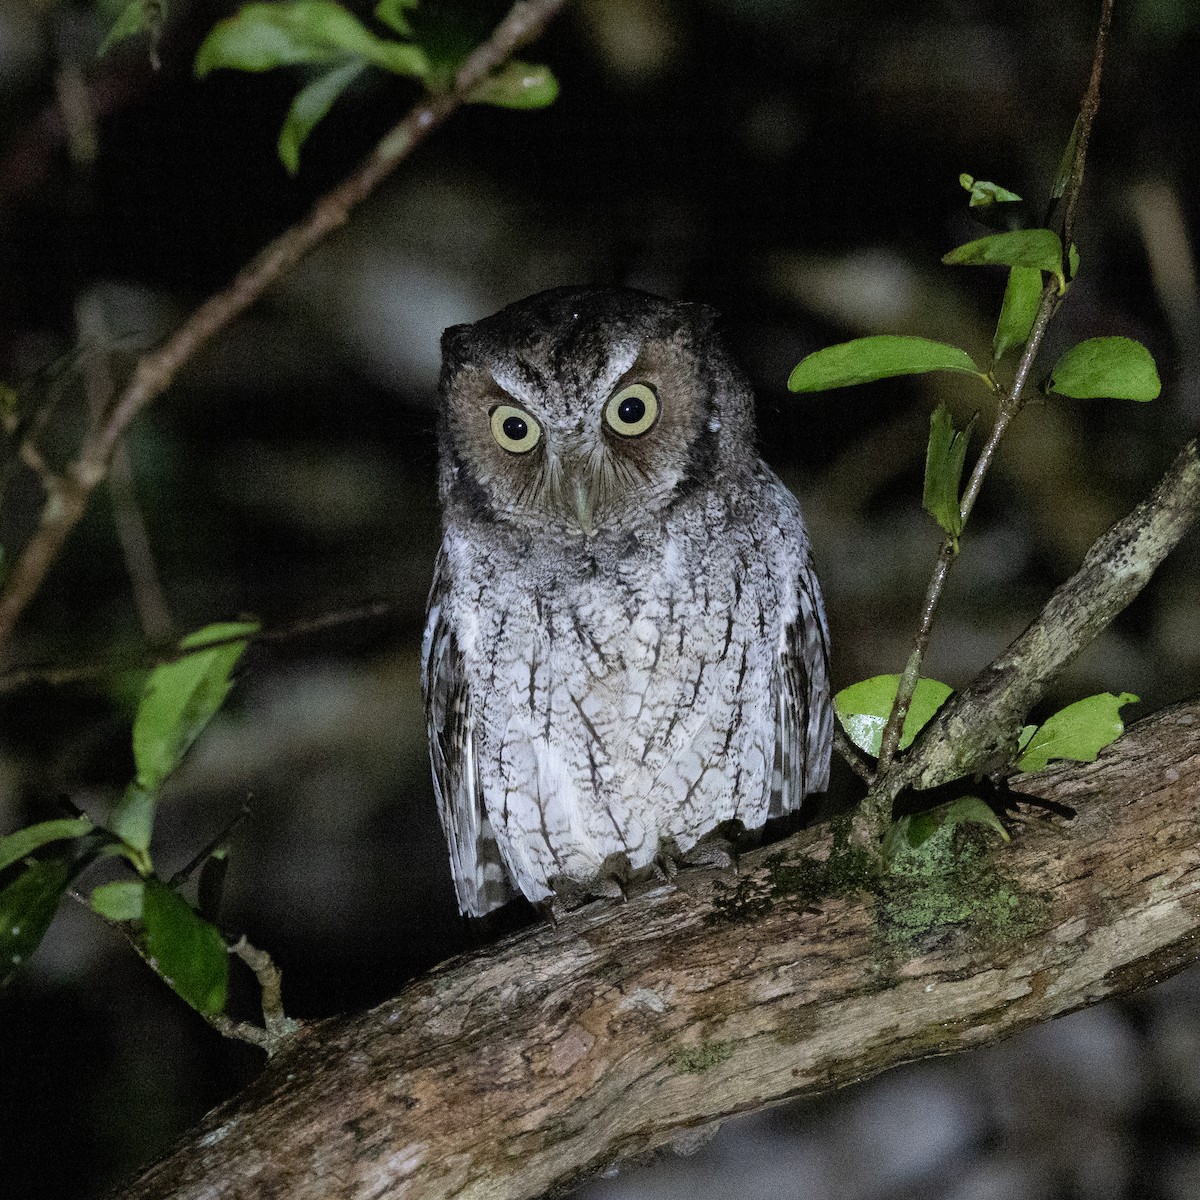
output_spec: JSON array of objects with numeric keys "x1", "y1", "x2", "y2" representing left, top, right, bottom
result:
[
  {"x1": 121, "y1": 699, "x2": 1200, "y2": 1200},
  {"x1": 889, "y1": 438, "x2": 1199, "y2": 797},
  {"x1": 0, "y1": 0, "x2": 570, "y2": 651}
]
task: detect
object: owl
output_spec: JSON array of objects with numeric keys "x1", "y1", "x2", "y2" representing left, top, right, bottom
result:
[{"x1": 422, "y1": 287, "x2": 831, "y2": 917}]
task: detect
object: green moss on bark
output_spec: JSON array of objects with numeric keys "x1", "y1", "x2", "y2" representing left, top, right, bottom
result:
[
  {"x1": 876, "y1": 824, "x2": 1049, "y2": 954},
  {"x1": 707, "y1": 818, "x2": 874, "y2": 925},
  {"x1": 669, "y1": 1041, "x2": 734, "y2": 1074}
]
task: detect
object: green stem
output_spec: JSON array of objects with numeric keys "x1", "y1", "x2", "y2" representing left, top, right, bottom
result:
[{"x1": 860, "y1": 0, "x2": 1115, "y2": 846}]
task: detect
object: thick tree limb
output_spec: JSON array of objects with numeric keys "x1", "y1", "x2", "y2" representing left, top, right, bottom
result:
[
  {"x1": 0, "y1": 0, "x2": 569, "y2": 651},
  {"x1": 123, "y1": 700, "x2": 1200, "y2": 1200}
]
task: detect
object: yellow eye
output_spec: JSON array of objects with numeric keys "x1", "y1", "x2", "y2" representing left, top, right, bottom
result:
[
  {"x1": 489, "y1": 404, "x2": 541, "y2": 454},
  {"x1": 604, "y1": 382, "x2": 659, "y2": 437}
]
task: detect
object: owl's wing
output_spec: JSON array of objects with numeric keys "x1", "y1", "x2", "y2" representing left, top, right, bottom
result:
[
  {"x1": 769, "y1": 549, "x2": 833, "y2": 818},
  {"x1": 422, "y1": 556, "x2": 516, "y2": 917}
]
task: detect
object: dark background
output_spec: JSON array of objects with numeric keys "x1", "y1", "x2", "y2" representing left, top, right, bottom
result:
[{"x1": 1, "y1": 0, "x2": 1198, "y2": 1197}]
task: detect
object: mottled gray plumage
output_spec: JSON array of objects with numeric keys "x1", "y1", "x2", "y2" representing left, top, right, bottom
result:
[{"x1": 422, "y1": 287, "x2": 831, "y2": 917}]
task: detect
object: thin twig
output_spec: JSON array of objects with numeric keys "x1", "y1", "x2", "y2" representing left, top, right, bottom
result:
[
  {"x1": 108, "y1": 441, "x2": 177, "y2": 646},
  {"x1": 0, "y1": 0, "x2": 570, "y2": 651},
  {"x1": 870, "y1": 282, "x2": 1061, "y2": 785},
  {"x1": 168, "y1": 802, "x2": 251, "y2": 889},
  {"x1": 1058, "y1": 0, "x2": 1114, "y2": 252},
  {"x1": 67, "y1": 886, "x2": 275, "y2": 1051},
  {"x1": 53, "y1": 64, "x2": 99, "y2": 167},
  {"x1": 230, "y1": 935, "x2": 303, "y2": 1051},
  {"x1": 863, "y1": 1, "x2": 1115, "y2": 837},
  {"x1": 0, "y1": 598, "x2": 398, "y2": 694}
]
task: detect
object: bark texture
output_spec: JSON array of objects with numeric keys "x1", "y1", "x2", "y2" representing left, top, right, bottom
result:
[{"x1": 124, "y1": 700, "x2": 1200, "y2": 1200}]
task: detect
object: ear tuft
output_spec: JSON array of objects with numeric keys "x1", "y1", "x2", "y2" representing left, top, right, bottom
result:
[{"x1": 440, "y1": 323, "x2": 475, "y2": 367}]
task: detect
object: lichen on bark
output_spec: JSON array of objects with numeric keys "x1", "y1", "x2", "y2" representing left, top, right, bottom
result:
[{"x1": 875, "y1": 825, "x2": 1052, "y2": 955}]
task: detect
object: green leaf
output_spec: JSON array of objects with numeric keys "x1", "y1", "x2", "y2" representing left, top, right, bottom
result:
[
  {"x1": 788, "y1": 336, "x2": 980, "y2": 393},
  {"x1": 469, "y1": 61, "x2": 559, "y2": 109},
  {"x1": 279, "y1": 60, "x2": 365, "y2": 173},
  {"x1": 0, "y1": 817, "x2": 93, "y2": 876},
  {"x1": 109, "y1": 783, "x2": 158, "y2": 859},
  {"x1": 195, "y1": 1, "x2": 429, "y2": 78},
  {"x1": 133, "y1": 620, "x2": 259, "y2": 794},
  {"x1": 91, "y1": 879, "x2": 145, "y2": 921},
  {"x1": 373, "y1": 0, "x2": 416, "y2": 36},
  {"x1": 942, "y1": 228, "x2": 1063, "y2": 275},
  {"x1": 835, "y1": 675, "x2": 954, "y2": 757},
  {"x1": 1068, "y1": 243, "x2": 1080, "y2": 279},
  {"x1": 1017, "y1": 692, "x2": 1139, "y2": 773},
  {"x1": 1047, "y1": 337, "x2": 1161, "y2": 401},
  {"x1": 98, "y1": 0, "x2": 163, "y2": 58},
  {"x1": 926, "y1": 796, "x2": 1008, "y2": 842},
  {"x1": 886, "y1": 796, "x2": 1008, "y2": 861},
  {"x1": 922, "y1": 404, "x2": 975, "y2": 540},
  {"x1": 959, "y1": 174, "x2": 1022, "y2": 207},
  {"x1": 1, "y1": 857, "x2": 70, "y2": 985},
  {"x1": 992, "y1": 266, "x2": 1043, "y2": 361},
  {"x1": 142, "y1": 878, "x2": 228, "y2": 1015}
]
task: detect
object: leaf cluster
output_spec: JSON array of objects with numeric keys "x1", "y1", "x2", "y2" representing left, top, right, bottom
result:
[
  {"x1": 836, "y1": 675, "x2": 1138, "y2": 855},
  {"x1": 0, "y1": 621, "x2": 258, "y2": 1015},
  {"x1": 791, "y1": 160, "x2": 1159, "y2": 852},
  {"x1": 101, "y1": 0, "x2": 559, "y2": 173}
]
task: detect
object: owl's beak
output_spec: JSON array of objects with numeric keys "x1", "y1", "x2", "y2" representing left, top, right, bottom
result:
[{"x1": 570, "y1": 475, "x2": 596, "y2": 536}]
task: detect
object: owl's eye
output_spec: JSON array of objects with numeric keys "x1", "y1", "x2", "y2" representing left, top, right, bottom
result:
[
  {"x1": 489, "y1": 404, "x2": 541, "y2": 454},
  {"x1": 603, "y1": 382, "x2": 659, "y2": 437}
]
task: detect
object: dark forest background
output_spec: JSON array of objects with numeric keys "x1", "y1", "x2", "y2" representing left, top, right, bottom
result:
[{"x1": 1, "y1": 0, "x2": 1198, "y2": 1197}]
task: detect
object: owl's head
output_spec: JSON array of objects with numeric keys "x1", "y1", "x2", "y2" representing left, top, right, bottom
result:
[{"x1": 436, "y1": 287, "x2": 757, "y2": 537}]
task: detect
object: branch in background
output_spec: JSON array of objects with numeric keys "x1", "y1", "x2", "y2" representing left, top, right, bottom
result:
[
  {"x1": 0, "y1": 72, "x2": 147, "y2": 223},
  {"x1": 76, "y1": 294, "x2": 176, "y2": 647},
  {"x1": 108, "y1": 442, "x2": 177, "y2": 646},
  {"x1": 0, "y1": 0, "x2": 571, "y2": 652},
  {"x1": 0, "y1": 598, "x2": 399, "y2": 694},
  {"x1": 120, "y1": 700, "x2": 1200, "y2": 1200},
  {"x1": 887, "y1": 438, "x2": 1200, "y2": 798}
]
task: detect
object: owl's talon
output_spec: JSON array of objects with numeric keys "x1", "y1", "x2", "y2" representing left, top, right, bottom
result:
[
  {"x1": 547, "y1": 869, "x2": 627, "y2": 914},
  {"x1": 681, "y1": 837, "x2": 737, "y2": 872},
  {"x1": 653, "y1": 852, "x2": 679, "y2": 882}
]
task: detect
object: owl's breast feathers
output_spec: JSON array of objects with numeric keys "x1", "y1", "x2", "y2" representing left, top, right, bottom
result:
[{"x1": 424, "y1": 469, "x2": 831, "y2": 915}]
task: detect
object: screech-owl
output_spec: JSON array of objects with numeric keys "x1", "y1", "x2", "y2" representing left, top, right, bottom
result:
[{"x1": 422, "y1": 286, "x2": 832, "y2": 917}]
